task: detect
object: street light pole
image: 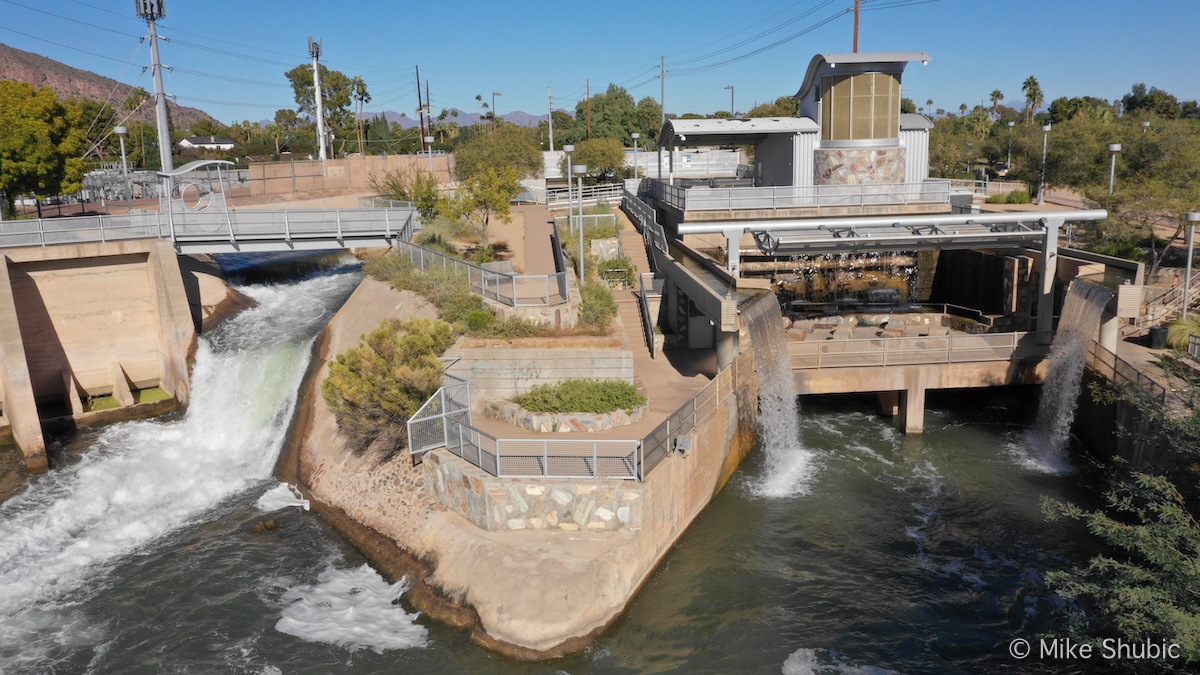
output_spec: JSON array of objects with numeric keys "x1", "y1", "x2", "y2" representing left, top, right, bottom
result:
[
  {"x1": 563, "y1": 144, "x2": 574, "y2": 241},
  {"x1": 1142, "y1": 121, "x2": 1151, "y2": 134},
  {"x1": 724, "y1": 85, "x2": 734, "y2": 116},
  {"x1": 492, "y1": 91, "x2": 502, "y2": 128},
  {"x1": 574, "y1": 165, "x2": 587, "y2": 283},
  {"x1": 1006, "y1": 121, "x2": 1015, "y2": 173},
  {"x1": 1185, "y1": 212, "x2": 1200, "y2": 320},
  {"x1": 1107, "y1": 143, "x2": 1122, "y2": 195},
  {"x1": 631, "y1": 132, "x2": 640, "y2": 180},
  {"x1": 115, "y1": 126, "x2": 132, "y2": 212},
  {"x1": 424, "y1": 136, "x2": 435, "y2": 173},
  {"x1": 1038, "y1": 123, "x2": 1051, "y2": 205}
]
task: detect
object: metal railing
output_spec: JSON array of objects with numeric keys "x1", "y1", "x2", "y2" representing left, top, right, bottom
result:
[
  {"x1": 545, "y1": 183, "x2": 624, "y2": 208},
  {"x1": 1086, "y1": 341, "x2": 1169, "y2": 406},
  {"x1": 395, "y1": 239, "x2": 569, "y2": 307},
  {"x1": 640, "y1": 349, "x2": 751, "y2": 478},
  {"x1": 407, "y1": 373, "x2": 472, "y2": 456},
  {"x1": 552, "y1": 213, "x2": 618, "y2": 230},
  {"x1": 621, "y1": 189, "x2": 669, "y2": 255},
  {"x1": 1134, "y1": 271, "x2": 1200, "y2": 332},
  {"x1": 646, "y1": 178, "x2": 952, "y2": 212},
  {"x1": 0, "y1": 207, "x2": 420, "y2": 251},
  {"x1": 358, "y1": 196, "x2": 416, "y2": 209},
  {"x1": 639, "y1": 272, "x2": 659, "y2": 358},
  {"x1": 947, "y1": 179, "x2": 1026, "y2": 197},
  {"x1": 788, "y1": 331, "x2": 1046, "y2": 369},
  {"x1": 1189, "y1": 334, "x2": 1200, "y2": 361}
]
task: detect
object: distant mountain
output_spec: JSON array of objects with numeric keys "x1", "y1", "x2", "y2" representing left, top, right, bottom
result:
[
  {"x1": 358, "y1": 108, "x2": 568, "y2": 128},
  {"x1": 0, "y1": 42, "x2": 215, "y2": 129}
]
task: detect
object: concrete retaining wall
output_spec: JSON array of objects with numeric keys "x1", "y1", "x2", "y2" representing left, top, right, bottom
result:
[
  {"x1": 480, "y1": 399, "x2": 646, "y2": 433},
  {"x1": 0, "y1": 255, "x2": 46, "y2": 471},
  {"x1": 423, "y1": 452, "x2": 643, "y2": 532},
  {"x1": 446, "y1": 341, "x2": 634, "y2": 402}
]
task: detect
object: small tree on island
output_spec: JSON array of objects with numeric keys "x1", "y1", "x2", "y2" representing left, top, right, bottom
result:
[{"x1": 558, "y1": 137, "x2": 626, "y2": 181}]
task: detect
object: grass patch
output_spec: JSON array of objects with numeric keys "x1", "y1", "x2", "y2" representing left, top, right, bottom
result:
[
  {"x1": 135, "y1": 387, "x2": 172, "y2": 404},
  {"x1": 513, "y1": 379, "x2": 646, "y2": 414},
  {"x1": 85, "y1": 395, "x2": 121, "y2": 412}
]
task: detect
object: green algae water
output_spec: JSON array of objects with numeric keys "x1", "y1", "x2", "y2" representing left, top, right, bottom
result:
[{"x1": 0, "y1": 270, "x2": 1099, "y2": 673}]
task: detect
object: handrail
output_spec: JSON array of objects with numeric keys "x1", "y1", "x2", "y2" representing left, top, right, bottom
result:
[
  {"x1": 1189, "y1": 334, "x2": 1200, "y2": 361},
  {"x1": 789, "y1": 330, "x2": 1046, "y2": 369},
  {"x1": 358, "y1": 196, "x2": 416, "y2": 209},
  {"x1": 947, "y1": 179, "x2": 1025, "y2": 197},
  {"x1": 639, "y1": 272, "x2": 658, "y2": 358},
  {"x1": 395, "y1": 239, "x2": 569, "y2": 307},
  {"x1": 1085, "y1": 340, "x2": 1169, "y2": 406},
  {"x1": 646, "y1": 178, "x2": 952, "y2": 212},
  {"x1": 545, "y1": 183, "x2": 624, "y2": 207}
]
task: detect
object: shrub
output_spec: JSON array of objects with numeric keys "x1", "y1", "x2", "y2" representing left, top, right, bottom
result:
[
  {"x1": 476, "y1": 315, "x2": 556, "y2": 339},
  {"x1": 1167, "y1": 316, "x2": 1200, "y2": 349},
  {"x1": 598, "y1": 255, "x2": 636, "y2": 288},
  {"x1": 464, "y1": 309, "x2": 495, "y2": 332},
  {"x1": 413, "y1": 230, "x2": 459, "y2": 257},
  {"x1": 321, "y1": 318, "x2": 459, "y2": 454},
  {"x1": 368, "y1": 166, "x2": 444, "y2": 220},
  {"x1": 578, "y1": 282, "x2": 617, "y2": 330},
  {"x1": 471, "y1": 245, "x2": 498, "y2": 264},
  {"x1": 986, "y1": 193, "x2": 1008, "y2": 204},
  {"x1": 1005, "y1": 189, "x2": 1032, "y2": 204},
  {"x1": 1088, "y1": 237, "x2": 1145, "y2": 261},
  {"x1": 514, "y1": 379, "x2": 646, "y2": 414}
]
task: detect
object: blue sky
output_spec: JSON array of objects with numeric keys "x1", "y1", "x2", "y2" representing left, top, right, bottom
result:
[{"x1": 2, "y1": 0, "x2": 1198, "y2": 123}]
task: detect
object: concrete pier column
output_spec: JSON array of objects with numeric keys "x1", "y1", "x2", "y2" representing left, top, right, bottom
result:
[
  {"x1": 1099, "y1": 309, "x2": 1120, "y2": 354},
  {"x1": 716, "y1": 330, "x2": 739, "y2": 370},
  {"x1": 0, "y1": 255, "x2": 46, "y2": 472},
  {"x1": 877, "y1": 391, "x2": 899, "y2": 416},
  {"x1": 1036, "y1": 218, "x2": 1062, "y2": 345},
  {"x1": 898, "y1": 385, "x2": 926, "y2": 435},
  {"x1": 724, "y1": 228, "x2": 743, "y2": 276}
]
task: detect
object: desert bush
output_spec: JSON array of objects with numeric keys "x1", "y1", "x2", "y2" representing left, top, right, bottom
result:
[
  {"x1": 1167, "y1": 316, "x2": 1200, "y2": 349},
  {"x1": 368, "y1": 165, "x2": 444, "y2": 220},
  {"x1": 321, "y1": 318, "x2": 458, "y2": 454},
  {"x1": 513, "y1": 379, "x2": 646, "y2": 414},
  {"x1": 598, "y1": 255, "x2": 636, "y2": 288},
  {"x1": 986, "y1": 193, "x2": 1008, "y2": 204},
  {"x1": 1005, "y1": 189, "x2": 1032, "y2": 204},
  {"x1": 578, "y1": 282, "x2": 617, "y2": 330}
]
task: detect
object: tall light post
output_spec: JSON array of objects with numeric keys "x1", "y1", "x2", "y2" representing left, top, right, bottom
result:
[
  {"x1": 1185, "y1": 212, "x2": 1200, "y2": 320},
  {"x1": 574, "y1": 164, "x2": 587, "y2": 282},
  {"x1": 724, "y1": 85, "x2": 734, "y2": 116},
  {"x1": 424, "y1": 136, "x2": 435, "y2": 173},
  {"x1": 1006, "y1": 121, "x2": 1015, "y2": 173},
  {"x1": 491, "y1": 91, "x2": 502, "y2": 128},
  {"x1": 1107, "y1": 143, "x2": 1122, "y2": 195},
  {"x1": 631, "y1": 132, "x2": 640, "y2": 179},
  {"x1": 966, "y1": 142, "x2": 974, "y2": 176},
  {"x1": 1038, "y1": 123, "x2": 1051, "y2": 205},
  {"x1": 563, "y1": 144, "x2": 574, "y2": 240},
  {"x1": 115, "y1": 125, "x2": 133, "y2": 212},
  {"x1": 1142, "y1": 120, "x2": 1151, "y2": 134}
]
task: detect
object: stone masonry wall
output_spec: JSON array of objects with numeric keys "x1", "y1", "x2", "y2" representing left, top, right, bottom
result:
[
  {"x1": 423, "y1": 450, "x2": 643, "y2": 532},
  {"x1": 814, "y1": 146, "x2": 906, "y2": 185}
]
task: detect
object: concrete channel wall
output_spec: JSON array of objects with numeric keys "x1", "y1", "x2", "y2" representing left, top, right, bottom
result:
[{"x1": 0, "y1": 240, "x2": 196, "y2": 470}]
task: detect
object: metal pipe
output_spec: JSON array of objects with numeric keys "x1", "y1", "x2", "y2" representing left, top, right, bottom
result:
[
  {"x1": 674, "y1": 209, "x2": 1108, "y2": 235},
  {"x1": 1038, "y1": 124, "x2": 1051, "y2": 205},
  {"x1": 1185, "y1": 213, "x2": 1200, "y2": 319}
]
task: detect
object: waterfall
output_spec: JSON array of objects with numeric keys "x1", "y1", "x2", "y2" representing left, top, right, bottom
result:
[
  {"x1": 1027, "y1": 279, "x2": 1113, "y2": 471},
  {"x1": 743, "y1": 294, "x2": 817, "y2": 498},
  {"x1": 0, "y1": 267, "x2": 361, "y2": 664}
]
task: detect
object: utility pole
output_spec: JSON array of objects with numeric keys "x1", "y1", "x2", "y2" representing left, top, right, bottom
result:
[
  {"x1": 415, "y1": 65, "x2": 427, "y2": 152},
  {"x1": 548, "y1": 88, "x2": 556, "y2": 150},
  {"x1": 425, "y1": 79, "x2": 432, "y2": 141},
  {"x1": 658, "y1": 55, "x2": 666, "y2": 180},
  {"x1": 586, "y1": 79, "x2": 591, "y2": 139},
  {"x1": 136, "y1": 0, "x2": 173, "y2": 197},
  {"x1": 853, "y1": 0, "x2": 861, "y2": 53},
  {"x1": 309, "y1": 37, "x2": 327, "y2": 161}
]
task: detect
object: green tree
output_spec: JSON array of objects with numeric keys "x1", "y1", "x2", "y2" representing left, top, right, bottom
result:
[
  {"x1": 189, "y1": 118, "x2": 226, "y2": 137},
  {"x1": 746, "y1": 96, "x2": 800, "y2": 118},
  {"x1": 558, "y1": 137, "x2": 625, "y2": 180},
  {"x1": 1043, "y1": 472, "x2": 1200, "y2": 662},
  {"x1": 441, "y1": 167, "x2": 520, "y2": 244},
  {"x1": 284, "y1": 63, "x2": 356, "y2": 134},
  {"x1": 350, "y1": 75, "x2": 371, "y2": 153},
  {"x1": 902, "y1": 97, "x2": 918, "y2": 114},
  {"x1": 1123, "y1": 83, "x2": 1183, "y2": 119},
  {"x1": 1022, "y1": 75, "x2": 1044, "y2": 123},
  {"x1": 635, "y1": 96, "x2": 663, "y2": 149},
  {"x1": 0, "y1": 81, "x2": 86, "y2": 214},
  {"x1": 452, "y1": 124, "x2": 541, "y2": 181}
]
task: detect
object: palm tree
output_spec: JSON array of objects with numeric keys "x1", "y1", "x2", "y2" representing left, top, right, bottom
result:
[
  {"x1": 350, "y1": 76, "x2": 371, "y2": 154},
  {"x1": 1022, "y1": 76, "x2": 1043, "y2": 124},
  {"x1": 990, "y1": 89, "x2": 1004, "y2": 115},
  {"x1": 925, "y1": 98, "x2": 934, "y2": 115},
  {"x1": 958, "y1": 103, "x2": 968, "y2": 116}
]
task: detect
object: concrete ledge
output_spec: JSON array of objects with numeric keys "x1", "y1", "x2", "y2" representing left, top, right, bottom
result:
[
  {"x1": 481, "y1": 399, "x2": 647, "y2": 433},
  {"x1": 0, "y1": 255, "x2": 45, "y2": 472}
]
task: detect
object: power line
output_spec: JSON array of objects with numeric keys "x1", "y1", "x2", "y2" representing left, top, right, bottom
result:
[
  {"x1": 673, "y1": 0, "x2": 840, "y2": 68},
  {"x1": 170, "y1": 67, "x2": 292, "y2": 88},
  {"x1": 0, "y1": 26, "x2": 142, "y2": 66},
  {"x1": 672, "y1": 8, "x2": 848, "y2": 77},
  {"x1": 0, "y1": 0, "x2": 144, "y2": 38}
]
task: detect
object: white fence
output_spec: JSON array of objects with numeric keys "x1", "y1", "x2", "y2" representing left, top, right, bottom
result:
[
  {"x1": 646, "y1": 178, "x2": 952, "y2": 212},
  {"x1": 545, "y1": 183, "x2": 625, "y2": 209}
]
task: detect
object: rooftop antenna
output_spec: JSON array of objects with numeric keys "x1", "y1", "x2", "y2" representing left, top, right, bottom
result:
[{"x1": 308, "y1": 37, "x2": 328, "y2": 161}]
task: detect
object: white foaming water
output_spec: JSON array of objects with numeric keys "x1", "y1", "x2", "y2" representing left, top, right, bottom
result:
[
  {"x1": 1026, "y1": 280, "x2": 1113, "y2": 472},
  {"x1": 0, "y1": 269, "x2": 361, "y2": 664},
  {"x1": 783, "y1": 647, "x2": 893, "y2": 674},
  {"x1": 275, "y1": 564, "x2": 428, "y2": 653},
  {"x1": 257, "y1": 483, "x2": 310, "y2": 512},
  {"x1": 743, "y1": 295, "x2": 817, "y2": 498}
]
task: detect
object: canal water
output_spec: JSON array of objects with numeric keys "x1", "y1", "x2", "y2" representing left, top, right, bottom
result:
[{"x1": 0, "y1": 270, "x2": 1100, "y2": 673}]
